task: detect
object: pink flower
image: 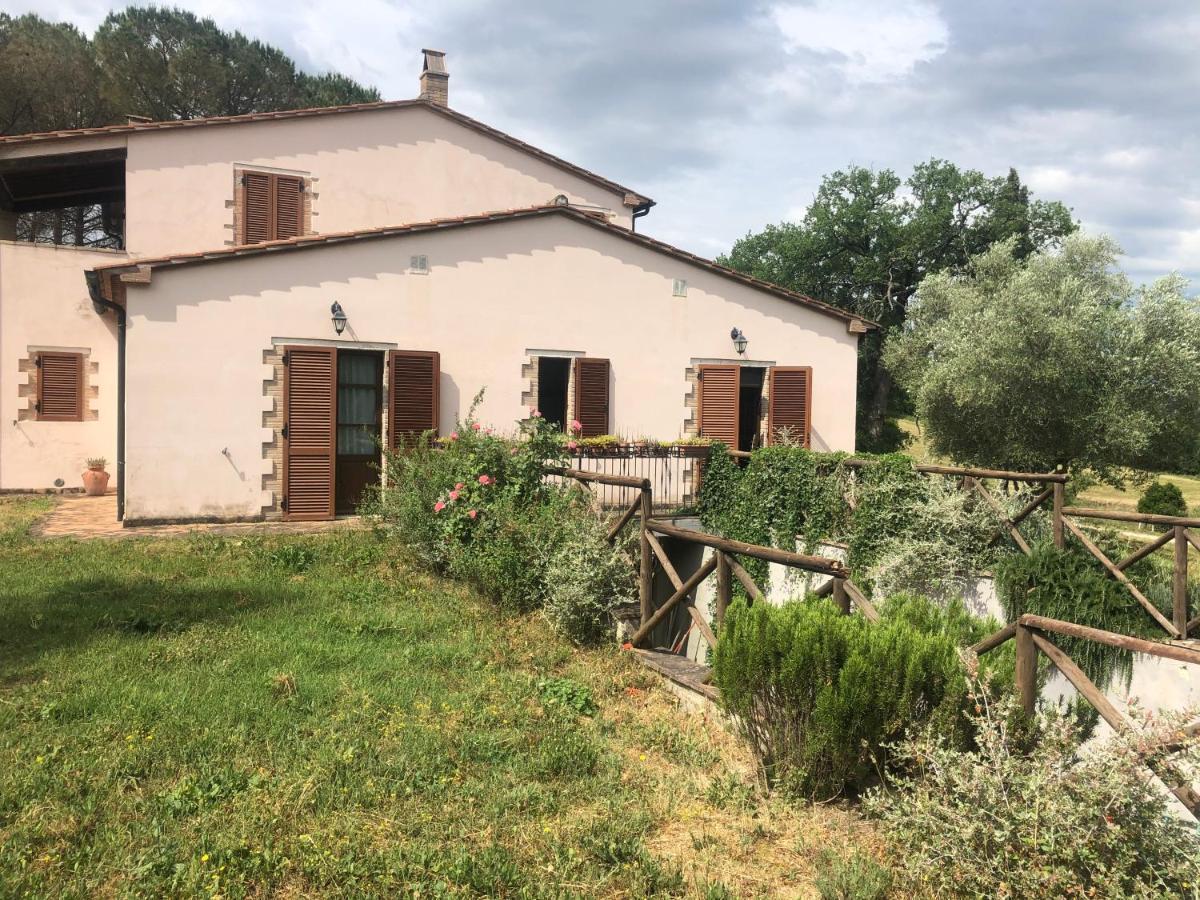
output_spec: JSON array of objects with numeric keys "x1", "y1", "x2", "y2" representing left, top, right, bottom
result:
[
  {"x1": 468, "y1": 509, "x2": 478, "y2": 519},
  {"x1": 530, "y1": 409, "x2": 543, "y2": 418},
  {"x1": 570, "y1": 419, "x2": 582, "y2": 434},
  {"x1": 567, "y1": 440, "x2": 579, "y2": 451},
  {"x1": 454, "y1": 482, "x2": 465, "y2": 491},
  {"x1": 485, "y1": 427, "x2": 494, "y2": 435},
  {"x1": 478, "y1": 474, "x2": 492, "y2": 485},
  {"x1": 472, "y1": 422, "x2": 481, "y2": 431},
  {"x1": 434, "y1": 500, "x2": 446, "y2": 512},
  {"x1": 449, "y1": 431, "x2": 459, "y2": 441},
  {"x1": 449, "y1": 490, "x2": 459, "y2": 501}
]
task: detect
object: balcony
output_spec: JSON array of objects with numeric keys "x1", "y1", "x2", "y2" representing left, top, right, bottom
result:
[{"x1": 0, "y1": 148, "x2": 126, "y2": 251}]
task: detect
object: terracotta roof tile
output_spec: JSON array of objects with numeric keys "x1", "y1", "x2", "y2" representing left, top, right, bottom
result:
[
  {"x1": 91, "y1": 205, "x2": 875, "y2": 330},
  {"x1": 0, "y1": 100, "x2": 652, "y2": 208}
]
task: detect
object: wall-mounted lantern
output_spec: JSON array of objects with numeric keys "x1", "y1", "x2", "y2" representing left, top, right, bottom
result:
[
  {"x1": 731, "y1": 327, "x2": 748, "y2": 355},
  {"x1": 331, "y1": 302, "x2": 348, "y2": 336}
]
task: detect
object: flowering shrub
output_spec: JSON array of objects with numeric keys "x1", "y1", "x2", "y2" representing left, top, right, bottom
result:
[
  {"x1": 367, "y1": 395, "x2": 634, "y2": 636},
  {"x1": 867, "y1": 676, "x2": 1200, "y2": 898}
]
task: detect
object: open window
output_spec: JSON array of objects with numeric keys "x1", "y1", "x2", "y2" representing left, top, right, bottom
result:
[
  {"x1": 536, "y1": 356, "x2": 571, "y2": 431},
  {"x1": 0, "y1": 149, "x2": 125, "y2": 249}
]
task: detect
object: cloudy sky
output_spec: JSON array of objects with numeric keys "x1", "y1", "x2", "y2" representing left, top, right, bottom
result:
[{"x1": 7, "y1": 0, "x2": 1199, "y2": 285}]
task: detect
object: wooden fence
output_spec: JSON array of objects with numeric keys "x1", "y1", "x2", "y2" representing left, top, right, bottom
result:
[{"x1": 972, "y1": 614, "x2": 1200, "y2": 815}]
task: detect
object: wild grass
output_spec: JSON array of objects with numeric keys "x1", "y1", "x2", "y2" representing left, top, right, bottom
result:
[{"x1": 0, "y1": 498, "x2": 877, "y2": 897}]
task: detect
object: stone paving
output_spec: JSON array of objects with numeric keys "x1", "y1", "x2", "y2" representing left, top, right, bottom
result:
[{"x1": 33, "y1": 493, "x2": 361, "y2": 539}]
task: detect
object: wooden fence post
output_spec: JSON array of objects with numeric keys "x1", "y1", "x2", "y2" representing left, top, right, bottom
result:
[
  {"x1": 1015, "y1": 623, "x2": 1038, "y2": 717},
  {"x1": 715, "y1": 551, "x2": 731, "y2": 626},
  {"x1": 1175, "y1": 525, "x2": 1189, "y2": 638},
  {"x1": 832, "y1": 577, "x2": 850, "y2": 615},
  {"x1": 638, "y1": 487, "x2": 652, "y2": 631},
  {"x1": 1052, "y1": 481, "x2": 1065, "y2": 549}
]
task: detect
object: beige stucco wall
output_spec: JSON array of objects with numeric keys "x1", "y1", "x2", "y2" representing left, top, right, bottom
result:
[
  {"x1": 123, "y1": 106, "x2": 633, "y2": 257},
  {"x1": 121, "y1": 214, "x2": 859, "y2": 522},
  {"x1": 0, "y1": 242, "x2": 123, "y2": 490}
]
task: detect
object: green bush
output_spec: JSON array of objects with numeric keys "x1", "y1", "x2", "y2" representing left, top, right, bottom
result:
[
  {"x1": 712, "y1": 595, "x2": 973, "y2": 799},
  {"x1": 1137, "y1": 480, "x2": 1187, "y2": 519},
  {"x1": 366, "y1": 396, "x2": 635, "y2": 639},
  {"x1": 866, "y1": 682, "x2": 1200, "y2": 898},
  {"x1": 994, "y1": 543, "x2": 1154, "y2": 695}
]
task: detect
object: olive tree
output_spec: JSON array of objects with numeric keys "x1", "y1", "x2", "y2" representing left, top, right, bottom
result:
[{"x1": 884, "y1": 234, "x2": 1200, "y2": 481}]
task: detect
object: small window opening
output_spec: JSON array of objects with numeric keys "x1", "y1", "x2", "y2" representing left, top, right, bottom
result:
[
  {"x1": 737, "y1": 366, "x2": 764, "y2": 453},
  {"x1": 537, "y1": 356, "x2": 571, "y2": 431}
]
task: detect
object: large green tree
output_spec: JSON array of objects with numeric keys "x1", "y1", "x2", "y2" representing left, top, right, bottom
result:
[
  {"x1": 884, "y1": 234, "x2": 1200, "y2": 480},
  {"x1": 0, "y1": 7, "x2": 379, "y2": 137},
  {"x1": 719, "y1": 162, "x2": 1076, "y2": 448}
]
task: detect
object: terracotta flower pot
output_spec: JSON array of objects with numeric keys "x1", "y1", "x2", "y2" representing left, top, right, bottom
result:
[{"x1": 82, "y1": 468, "x2": 110, "y2": 496}]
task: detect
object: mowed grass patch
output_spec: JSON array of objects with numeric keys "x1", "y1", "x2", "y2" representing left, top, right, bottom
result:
[{"x1": 0, "y1": 500, "x2": 876, "y2": 897}]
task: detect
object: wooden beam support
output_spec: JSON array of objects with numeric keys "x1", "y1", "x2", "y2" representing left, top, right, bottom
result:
[
  {"x1": 971, "y1": 621, "x2": 1017, "y2": 655},
  {"x1": 1062, "y1": 506, "x2": 1200, "y2": 529},
  {"x1": 1115, "y1": 529, "x2": 1175, "y2": 572},
  {"x1": 605, "y1": 496, "x2": 641, "y2": 544},
  {"x1": 1018, "y1": 614, "x2": 1200, "y2": 666},
  {"x1": 1029, "y1": 631, "x2": 1125, "y2": 731},
  {"x1": 629, "y1": 555, "x2": 718, "y2": 647},
  {"x1": 686, "y1": 602, "x2": 718, "y2": 649},
  {"x1": 1011, "y1": 487, "x2": 1054, "y2": 528},
  {"x1": 1052, "y1": 481, "x2": 1065, "y2": 549},
  {"x1": 1187, "y1": 528, "x2": 1200, "y2": 555},
  {"x1": 841, "y1": 459, "x2": 1068, "y2": 483},
  {"x1": 968, "y1": 476, "x2": 1031, "y2": 555},
  {"x1": 843, "y1": 579, "x2": 881, "y2": 622},
  {"x1": 645, "y1": 531, "x2": 684, "y2": 591},
  {"x1": 646, "y1": 519, "x2": 846, "y2": 576},
  {"x1": 545, "y1": 466, "x2": 651, "y2": 490},
  {"x1": 638, "y1": 490, "x2": 652, "y2": 630},
  {"x1": 1062, "y1": 517, "x2": 1180, "y2": 637},
  {"x1": 725, "y1": 554, "x2": 764, "y2": 603},
  {"x1": 1175, "y1": 526, "x2": 1190, "y2": 638},
  {"x1": 832, "y1": 578, "x2": 850, "y2": 615},
  {"x1": 715, "y1": 552, "x2": 732, "y2": 626},
  {"x1": 1015, "y1": 623, "x2": 1038, "y2": 717}
]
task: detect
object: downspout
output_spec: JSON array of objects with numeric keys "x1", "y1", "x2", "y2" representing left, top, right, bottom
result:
[
  {"x1": 85, "y1": 270, "x2": 125, "y2": 522},
  {"x1": 631, "y1": 201, "x2": 652, "y2": 232}
]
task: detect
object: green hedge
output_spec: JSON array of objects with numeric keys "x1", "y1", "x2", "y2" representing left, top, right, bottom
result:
[{"x1": 713, "y1": 595, "x2": 983, "y2": 799}]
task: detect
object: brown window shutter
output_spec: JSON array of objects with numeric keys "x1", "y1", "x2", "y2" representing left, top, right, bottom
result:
[
  {"x1": 241, "y1": 172, "x2": 272, "y2": 244},
  {"x1": 388, "y1": 350, "x2": 440, "y2": 448},
  {"x1": 283, "y1": 346, "x2": 336, "y2": 520},
  {"x1": 573, "y1": 357, "x2": 610, "y2": 437},
  {"x1": 241, "y1": 172, "x2": 304, "y2": 244},
  {"x1": 697, "y1": 364, "x2": 739, "y2": 448},
  {"x1": 36, "y1": 352, "x2": 84, "y2": 421},
  {"x1": 273, "y1": 175, "x2": 304, "y2": 240},
  {"x1": 767, "y1": 366, "x2": 812, "y2": 447}
]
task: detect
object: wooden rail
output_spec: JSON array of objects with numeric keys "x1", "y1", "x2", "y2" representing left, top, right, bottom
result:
[{"x1": 973, "y1": 613, "x2": 1200, "y2": 816}]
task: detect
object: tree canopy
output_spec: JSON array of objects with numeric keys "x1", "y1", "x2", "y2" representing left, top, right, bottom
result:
[
  {"x1": 884, "y1": 235, "x2": 1200, "y2": 481},
  {"x1": 719, "y1": 161, "x2": 1076, "y2": 448},
  {"x1": 0, "y1": 8, "x2": 379, "y2": 136}
]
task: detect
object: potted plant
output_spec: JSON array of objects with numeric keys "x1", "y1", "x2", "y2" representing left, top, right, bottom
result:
[{"x1": 82, "y1": 457, "x2": 110, "y2": 496}]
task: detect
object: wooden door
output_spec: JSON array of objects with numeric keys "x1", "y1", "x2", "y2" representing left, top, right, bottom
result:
[
  {"x1": 388, "y1": 350, "x2": 440, "y2": 448},
  {"x1": 767, "y1": 366, "x2": 812, "y2": 447},
  {"x1": 697, "y1": 364, "x2": 740, "y2": 448},
  {"x1": 283, "y1": 346, "x2": 336, "y2": 520},
  {"x1": 573, "y1": 357, "x2": 610, "y2": 437},
  {"x1": 335, "y1": 351, "x2": 383, "y2": 514}
]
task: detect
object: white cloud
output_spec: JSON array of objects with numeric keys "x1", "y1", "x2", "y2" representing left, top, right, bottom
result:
[{"x1": 769, "y1": 0, "x2": 948, "y2": 84}]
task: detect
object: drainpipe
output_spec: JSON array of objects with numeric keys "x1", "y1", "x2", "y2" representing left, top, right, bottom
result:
[
  {"x1": 631, "y1": 201, "x2": 653, "y2": 232},
  {"x1": 85, "y1": 271, "x2": 125, "y2": 522}
]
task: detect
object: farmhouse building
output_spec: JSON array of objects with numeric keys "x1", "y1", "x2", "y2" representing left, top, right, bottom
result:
[{"x1": 0, "y1": 51, "x2": 871, "y2": 524}]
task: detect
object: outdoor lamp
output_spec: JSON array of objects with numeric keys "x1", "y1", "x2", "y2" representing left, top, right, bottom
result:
[
  {"x1": 731, "y1": 327, "x2": 748, "y2": 355},
  {"x1": 331, "y1": 302, "x2": 348, "y2": 336}
]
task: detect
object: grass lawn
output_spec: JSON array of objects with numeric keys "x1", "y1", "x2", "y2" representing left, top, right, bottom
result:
[{"x1": 0, "y1": 497, "x2": 875, "y2": 898}]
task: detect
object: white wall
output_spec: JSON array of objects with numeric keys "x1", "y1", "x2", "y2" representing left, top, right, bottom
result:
[
  {"x1": 121, "y1": 213, "x2": 861, "y2": 521},
  {"x1": 0, "y1": 242, "x2": 124, "y2": 490},
  {"x1": 124, "y1": 106, "x2": 634, "y2": 257}
]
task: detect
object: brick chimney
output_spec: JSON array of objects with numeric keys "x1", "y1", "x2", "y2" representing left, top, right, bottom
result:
[{"x1": 419, "y1": 50, "x2": 448, "y2": 106}]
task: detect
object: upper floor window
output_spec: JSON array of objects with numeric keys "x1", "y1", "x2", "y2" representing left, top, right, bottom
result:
[
  {"x1": 240, "y1": 171, "x2": 305, "y2": 244},
  {"x1": 1, "y1": 151, "x2": 126, "y2": 250}
]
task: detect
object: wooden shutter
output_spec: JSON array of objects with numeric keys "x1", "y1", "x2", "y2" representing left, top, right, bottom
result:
[
  {"x1": 388, "y1": 350, "x2": 440, "y2": 448},
  {"x1": 573, "y1": 357, "x2": 610, "y2": 438},
  {"x1": 284, "y1": 346, "x2": 336, "y2": 520},
  {"x1": 241, "y1": 172, "x2": 304, "y2": 244},
  {"x1": 36, "y1": 352, "x2": 84, "y2": 421},
  {"x1": 273, "y1": 175, "x2": 304, "y2": 240},
  {"x1": 767, "y1": 366, "x2": 812, "y2": 447},
  {"x1": 697, "y1": 364, "x2": 739, "y2": 448}
]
